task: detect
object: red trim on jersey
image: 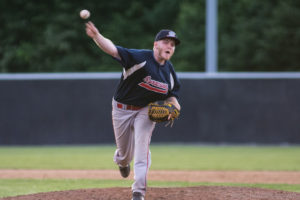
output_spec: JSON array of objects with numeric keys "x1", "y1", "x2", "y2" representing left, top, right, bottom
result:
[{"x1": 138, "y1": 82, "x2": 168, "y2": 94}]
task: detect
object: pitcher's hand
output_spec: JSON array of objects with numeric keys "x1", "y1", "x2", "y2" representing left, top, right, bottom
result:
[{"x1": 85, "y1": 21, "x2": 99, "y2": 39}]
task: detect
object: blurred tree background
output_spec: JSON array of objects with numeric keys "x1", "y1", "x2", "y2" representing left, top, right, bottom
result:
[{"x1": 0, "y1": 0, "x2": 299, "y2": 72}]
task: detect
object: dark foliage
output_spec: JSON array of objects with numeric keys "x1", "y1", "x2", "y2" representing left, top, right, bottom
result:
[{"x1": 0, "y1": 0, "x2": 299, "y2": 72}]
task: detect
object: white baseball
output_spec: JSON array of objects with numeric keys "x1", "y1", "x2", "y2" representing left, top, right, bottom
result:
[{"x1": 80, "y1": 9, "x2": 90, "y2": 19}]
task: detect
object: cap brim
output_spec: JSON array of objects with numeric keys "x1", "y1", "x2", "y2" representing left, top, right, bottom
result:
[{"x1": 160, "y1": 36, "x2": 180, "y2": 45}]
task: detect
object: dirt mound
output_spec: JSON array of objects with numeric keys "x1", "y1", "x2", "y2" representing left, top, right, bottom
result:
[{"x1": 1, "y1": 186, "x2": 299, "y2": 200}]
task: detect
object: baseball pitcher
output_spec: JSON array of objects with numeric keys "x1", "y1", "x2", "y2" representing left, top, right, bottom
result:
[{"x1": 85, "y1": 21, "x2": 181, "y2": 200}]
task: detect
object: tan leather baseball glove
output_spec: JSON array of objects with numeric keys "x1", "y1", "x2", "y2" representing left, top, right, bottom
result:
[{"x1": 148, "y1": 103, "x2": 180, "y2": 127}]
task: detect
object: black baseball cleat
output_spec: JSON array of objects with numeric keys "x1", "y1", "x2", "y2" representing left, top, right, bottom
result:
[
  {"x1": 132, "y1": 192, "x2": 144, "y2": 200},
  {"x1": 119, "y1": 164, "x2": 130, "y2": 178}
]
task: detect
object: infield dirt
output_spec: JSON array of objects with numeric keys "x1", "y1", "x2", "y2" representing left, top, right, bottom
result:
[
  {"x1": 1, "y1": 186, "x2": 300, "y2": 200},
  {"x1": 1, "y1": 170, "x2": 300, "y2": 200},
  {"x1": 1, "y1": 169, "x2": 300, "y2": 184}
]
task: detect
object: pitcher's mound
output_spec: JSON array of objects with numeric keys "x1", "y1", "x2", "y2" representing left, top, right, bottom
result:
[{"x1": 1, "y1": 186, "x2": 300, "y2": 200}]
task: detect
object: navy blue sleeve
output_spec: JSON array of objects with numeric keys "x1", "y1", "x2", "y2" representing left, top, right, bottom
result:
[{"x1": 113, "y1": 46, "x2": 137, "y2": 70}]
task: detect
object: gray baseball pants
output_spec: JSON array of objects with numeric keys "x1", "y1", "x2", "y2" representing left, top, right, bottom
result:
[{"x1": 112, "y1": 99, "x2": 155, "y2": 196}]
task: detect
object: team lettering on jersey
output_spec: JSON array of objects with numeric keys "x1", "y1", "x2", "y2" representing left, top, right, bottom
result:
[{"x1": 138, "y1": 76, "x2": 168, "y2": 94}]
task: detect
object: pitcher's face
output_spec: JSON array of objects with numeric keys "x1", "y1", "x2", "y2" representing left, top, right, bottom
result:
[{"x1": 154, "y1": 38, "x2": 176, "y2": 62}]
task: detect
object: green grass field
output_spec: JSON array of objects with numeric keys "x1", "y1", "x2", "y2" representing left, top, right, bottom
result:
[
  {"x1": 1, "y1": 145, "x2": 300, "y2": 170},
  {"x1": 0, "y1": 144, "x2": 300, "y2": 197}
]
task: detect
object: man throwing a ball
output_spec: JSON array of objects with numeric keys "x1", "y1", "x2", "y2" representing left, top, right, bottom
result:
[{"x1": 85, "y1": 21, "x2": 181, "y2": 200}]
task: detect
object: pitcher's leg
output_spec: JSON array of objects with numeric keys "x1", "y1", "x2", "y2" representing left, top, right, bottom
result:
[
  {"x1": 132, "y1": 109, "x2": 155, "y2": 196},
  {"x1": 112, "y1": 104, "x2": 135, "y2": 167},
  {"x1": 113, "y1": 126, "x2": 134, "y2": 167}
]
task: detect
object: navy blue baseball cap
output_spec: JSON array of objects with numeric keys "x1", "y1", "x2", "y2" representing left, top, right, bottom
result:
[{"x1": 155, "y1": 29, "x2": 180, "y2": 45}]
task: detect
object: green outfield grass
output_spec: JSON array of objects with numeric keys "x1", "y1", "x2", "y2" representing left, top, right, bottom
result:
[
  {"x1": 0, "y1": 145, "x2": 300, "y2": 170},
  {"x1": 0, "y1": 145, "x2": 300, "y2": 197}
]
